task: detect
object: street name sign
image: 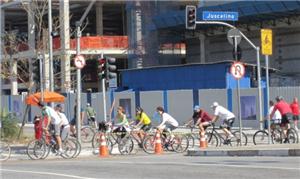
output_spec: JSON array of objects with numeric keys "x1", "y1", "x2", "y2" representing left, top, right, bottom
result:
[{"x1": 203, "y1": 11, "x2": 238, "y2": 21}]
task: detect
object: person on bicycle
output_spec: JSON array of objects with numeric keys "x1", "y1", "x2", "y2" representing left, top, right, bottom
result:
[
  {"x1": 55, "y1": 104, "x2": 70, "y2": 141},
  {"x1": 133, "y1": 107, "x2": 152, "y2": 145},
  {"x1": 211, "y1": 102, "x2": 235, "y2": 141},
  {"x1": 113, "y1": 106, "x2": 129, "y2": 139},
  {"x1": 70, "y1": 103, "x2": 85, "y2": 137},
  {"x1": 38, "y1": 102, "x2": 63, "y2": 154},
  {"x1": 85, "y1": 103, "x2": 98, "y2": 129},
  {"x1": 192, "y1": 105, "x2": 213, "y2": 134},
  {"x1": 156, "y1": 106, "x2": 179, "y2": 139},
  {"x1": 290, "y1": 97, "x2": 299, "y2": 131},
  {"x1": 266, "y1": 100, "x2": 281, "y2": 131},
  {"x1": 270, "y1": 96, "x2": 293, "y2": 143}
]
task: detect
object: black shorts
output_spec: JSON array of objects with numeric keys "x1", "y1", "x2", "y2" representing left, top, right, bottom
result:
[
  {"x1": 88, "y1": 117, "x2": 96, "y2": 122},
  {"x1": 141, "y1": 123, "x2": 152, "y2": 132},
  {"x1": 220, "y1": 118, "x2": 235, "y2": 130},
  {"x1": 293, "y1": 115, "x2": 299, "y2": 121},
  {"x1": 165, "y1": 124, "x2": 177, "y2": 131},
  {"x1": 280, "y1": 113, "x2": 292, "y2": 127},
  {"x1": 70, "y1": 118, "x2": 76, "y2": 125}
]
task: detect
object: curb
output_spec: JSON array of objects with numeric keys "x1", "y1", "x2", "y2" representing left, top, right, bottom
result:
[{"x1": 187, "y1": 148, "x2": 300, "y2": 156}]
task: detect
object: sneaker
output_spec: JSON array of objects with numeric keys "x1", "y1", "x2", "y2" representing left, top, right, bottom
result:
[
  {"x1": 283, "y1": 138, "x2": 289, "y2": 143},
  {"x1": 56, "y1": 149, "x2": 63, "y2": 156}
]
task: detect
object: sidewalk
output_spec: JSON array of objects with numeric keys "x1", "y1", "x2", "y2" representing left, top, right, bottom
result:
[{"x1": 187, "y1": 144, "x2": 300, "y2": 157}]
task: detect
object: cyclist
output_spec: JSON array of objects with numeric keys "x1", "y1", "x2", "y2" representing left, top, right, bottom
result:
[
  {"x1": 70, "y1": 103, "x2": 85, "y2": 137},
  {"x1": 194, "y1": 105, "x2": 213, "y2": 134},
  {"x1": 133, "y1": 107, "x2": 152, "y2": 145},
  {"x1": 156, "y1": 106, "x2": 179, "y2": 140},
  {"x1": 266, "y1": 100, "x2": 281, "y2": 131},
  {"x1": 85, "y1": 103, "x2": 98, "y2": 129},
  {"x1": 270, "y1": 96, "x2": 293, "y2": 143},
  {"x1": 290, "y1": 97, "x2": 299, "y2": 131},
  {"x1": 55, "y1": 104, "x2": 70, "y2": 141},
  {"x1": 113, "y1": 106, "x2": 129, "y2": 139},
  {"x1": 38, "y1": 102, "x2": 63, "y2": 154},
  {"x1": 211, "y1": 102, "x2": 235, "y2": 142}
]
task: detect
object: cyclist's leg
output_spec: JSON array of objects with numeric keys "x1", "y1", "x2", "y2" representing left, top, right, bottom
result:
[
  {"x1": 199, "y1": 122, "x2": 210, "y2": 134},
  {"x1": 54, "y1": 124, "x2": 63, "y2": 152}
]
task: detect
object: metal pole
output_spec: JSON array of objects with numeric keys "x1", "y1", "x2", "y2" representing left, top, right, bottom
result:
[
  {"x1": 76, "y1": 23, "x2": 81, "y2": 143},
  {"x1": 0, "y1": 7, "x2": 2, "y2": 117},
  {"x1": 38, "y1": 55, "x2": 44, "y2": 102},
  {"x1": 265, "y1": 55, "x2": 271, "y2": 144},
  {"x1": 233, "y1": 37, "x2": 243, "y2": 146},
  {"x1": 101, "y1": 53, "x2": 107, "y2": 122},
  {"x1": 256, "y1": 47, "x2": 263, "y2": 130},
  {"x1": 48, "y1": 0, "x2": 54, "y2": 93}
]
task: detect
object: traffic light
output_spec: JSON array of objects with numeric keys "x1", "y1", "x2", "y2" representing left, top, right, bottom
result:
[
  {"x1": 32, "y1": 59, "x2": 41, "y2": 86},
  {"x1": 106, "y1": 57, "x2": 117, "y2": 79},
  {"x1": 98, "y1": 58, "x2": 106, "y2": 80},
  {"x1": 186, "y1": 5, "x2": 197, "y2": 30},
  {"x1": 232, "y1": 45, "x2": 242, "y2": 61}
]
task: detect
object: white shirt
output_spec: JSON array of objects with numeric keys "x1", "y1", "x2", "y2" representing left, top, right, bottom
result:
[
  {"x1": 57, "y1": 112, "x2": 69, "y2": 126},
  {"x1": 158, "y1": 113, "x2": 179, "y2": 127},
  {"x1": 214, "y1": 105, "x2": 235, "y2": 121},
  {"x1": 269, "y1": 106, "x2": 281, "y2": 120},
  {"x1": 43, "y1": 106, "x2": 62, "y2": 125}
]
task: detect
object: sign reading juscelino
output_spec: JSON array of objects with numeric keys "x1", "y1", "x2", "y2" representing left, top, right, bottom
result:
[{"x1": 203, "y1": 11, "x2": 238, "y2": 21}]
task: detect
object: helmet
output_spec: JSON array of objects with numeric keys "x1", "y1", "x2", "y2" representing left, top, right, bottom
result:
[
  {"x1": 211, "y1": 102, "x2": 219, "y2": 108},
  {"x1": 193, "y1": 105, "x2": 200, "y2": 111}
]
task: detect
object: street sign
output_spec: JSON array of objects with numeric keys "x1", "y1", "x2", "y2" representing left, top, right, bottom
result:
[
  {"x1": 74, "y1": 55, "x2": 86, "y2": 69},
  {"x1": 261, "y1": 29, "x2": 272, "y2": 55},
  {"x1": 203, "y1": 11, "x2": 238, "y2": 21},
  {"x1": 230, "y1": 62, "x2": 245, "y2": 79},
  {"x1": 227, "y1": 28, "x2": 242, "y2": 45}
]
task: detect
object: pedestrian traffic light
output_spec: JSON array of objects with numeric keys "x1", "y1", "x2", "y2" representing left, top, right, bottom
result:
[
  {"x1": 98, "y1": 58, "x2": 106, "y2": 80},
  {"x1": 186, "y1": 5, "x2": 197, "y2": 30},
  {"x1": 32, "y1": 59, "x2": 41, "y2": 86},
  {"x1": 232, "y1": 45, "x2": 242, "y2": 61},
  {"x1": 106, "y1": 57, "x2": 117, "y2": 79}
]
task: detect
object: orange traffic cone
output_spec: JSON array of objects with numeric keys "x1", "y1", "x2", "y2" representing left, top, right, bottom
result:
[
  {"x1": 199, "y1": 132, "x2": 208, "y2": 149},
  {"x1": 154, "y1": 131, "x2": 163, "y2": 154},
  {"x1": 99, "y1": 132, "x2": 109, "y2": 157}
]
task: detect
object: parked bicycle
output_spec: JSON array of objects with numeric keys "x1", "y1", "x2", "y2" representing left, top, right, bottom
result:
[{"x1": 0, "y1": 141, "x2": 11, "y2": 162}]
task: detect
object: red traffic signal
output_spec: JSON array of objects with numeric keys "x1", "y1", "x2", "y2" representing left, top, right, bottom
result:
[
  {"x1": 186, "y1": 5, "x2": 197, "y2": 30},
  {"x1": 98, "y1": 58, "x2": 106, "y2": 79}
]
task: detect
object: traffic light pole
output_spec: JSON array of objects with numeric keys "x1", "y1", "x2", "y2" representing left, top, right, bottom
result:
[
  {"x1": 195, "y1": 20, "x2": 263, "y2": 131},
  {"x1": 101, "y1": 53, "x2": 108, "y2": 122}
]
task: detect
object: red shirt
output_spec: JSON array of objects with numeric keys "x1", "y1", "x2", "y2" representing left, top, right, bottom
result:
[
  {"x1": 272, "y1": 101, "x2": 292, "y2": 115},
  {"x1": 199, "y1": 110, "x2": 213, "y2": 122},
  {"x1": 290, "y1": 102, "x2": 300, "y2": 115}
]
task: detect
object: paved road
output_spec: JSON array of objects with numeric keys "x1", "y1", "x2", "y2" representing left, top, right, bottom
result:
[{"x1": 1, "y1": 154, "x2": 299, "y2": 179}]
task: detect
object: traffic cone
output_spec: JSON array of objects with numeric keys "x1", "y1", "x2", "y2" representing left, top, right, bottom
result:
[
  {"x1": 199, "y1": 132, "x2": 207, "y2": 149},
  {"x1": 154, "y1": 131, "x2": 163, "y2": 154},
  {"x1": 99, "y1": 132, "x2": 109, "y2": 157}
]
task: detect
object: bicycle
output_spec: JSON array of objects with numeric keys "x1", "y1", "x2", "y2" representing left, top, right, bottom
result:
[
  {"x1": 142, "y1": 128, "x2": 189, "y2": 154},
  {"x1": 184, "y1": 124, "x2": 200, "y2": 149},
  {"x1": 0, "y1": 141, "x2": 11, "y2": 162},
  {"x1": 206, "y1": 123, "x2": 247, "y2": 147}
]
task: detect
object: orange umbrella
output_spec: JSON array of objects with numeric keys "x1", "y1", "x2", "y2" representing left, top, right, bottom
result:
[{"x1": 25, "y1": 91, "x2": 65, "y2": 106}]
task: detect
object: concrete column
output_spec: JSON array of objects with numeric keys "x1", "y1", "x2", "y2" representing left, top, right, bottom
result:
[
  {"x1": 135, "y1": 1, "x2": 143, "y2": 68},
  {"x1": 0, "y1": 8, "x2": 4, "y2": 100},
  {"x1": 27, "y1": 3, "x2": 35, "y2": 91},
  {"x1": 96, "y1": 2, "x2": 103, "y2": 35},
  {"x1": 10, "y1": 59, "x2": 18, "y2": 95},
  {"x1": 199, "y1": 34, "x2": 206, "y2": 63},
  {"x1": 43, "y1": 54, "x2": 50, "y2": 90},
  {"x1": 59, "y1": 0, "x2": 71, "y2": 92}
]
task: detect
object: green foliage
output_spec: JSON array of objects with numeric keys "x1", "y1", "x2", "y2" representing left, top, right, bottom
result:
[{"x1": 1, "y1": 111, "x2": 20, "y2": 139}]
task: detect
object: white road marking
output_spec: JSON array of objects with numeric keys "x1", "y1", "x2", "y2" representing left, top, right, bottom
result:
[
  {"x1": 103, "y1": 161, "x2": 300, "y2": 171},
  {"x1": 0, "y1": 169, "x2": 101, "y2": 179}
]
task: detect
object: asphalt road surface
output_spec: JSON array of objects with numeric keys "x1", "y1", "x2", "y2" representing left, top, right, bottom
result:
[{"x1": 1, "y1": 154, "x2": 299, "y2": 179}]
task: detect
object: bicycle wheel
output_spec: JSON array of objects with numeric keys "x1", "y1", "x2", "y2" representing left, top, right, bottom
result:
[
  {"x1": 26, "y1": 139, "x2": 47, "y2": 160},
  {"x1": 206, "y1": 132, "x2": 218, "y2": 147},
  {"x1": 118, "y1": 136, "x2": 134, "y2": 155},
  {"x1": 0, "y1": 141, "x2": 11, "y2": 162},
  {"x1": 186, "y1": 134, "x2": 195, "y2": 149},
  {"x1": 232, "y1": 131, "x2": 248, "y2": 146},
  {"x1": 80, "y1": 126, "x2": 95, "y2": 143},
  {"x1": 272, "y1": 128, "x2": 282, "y2": 144},
  {"x1": 287, "y1": 128, "x2": 298, "y2": 143},
  {"x1": 61, "y1": 139, "x2": 78, "y2": 159},
  {"x1": 92, "y1": 132, "x2": 113, "y2": 154},
  {"x1": 73, "y1": 139, "x2": 82, "y2": 158},
  {"x1": 253, "y1": 130, "x2": 269, "y2": 145},
  {"x1": 171, "y1": 134, "x2": 189, "y2": 153},
  {"x1": 142, "y1": 135, "x2": 156, "y2": 154}
]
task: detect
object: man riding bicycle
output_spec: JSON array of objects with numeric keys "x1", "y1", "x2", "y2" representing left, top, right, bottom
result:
[
  {"x1": 156, "y1": 106, "x2": 179, "y2": 140},
  {"x1": 211, "y1": 102, "x2": 235, "y2": 142}
]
